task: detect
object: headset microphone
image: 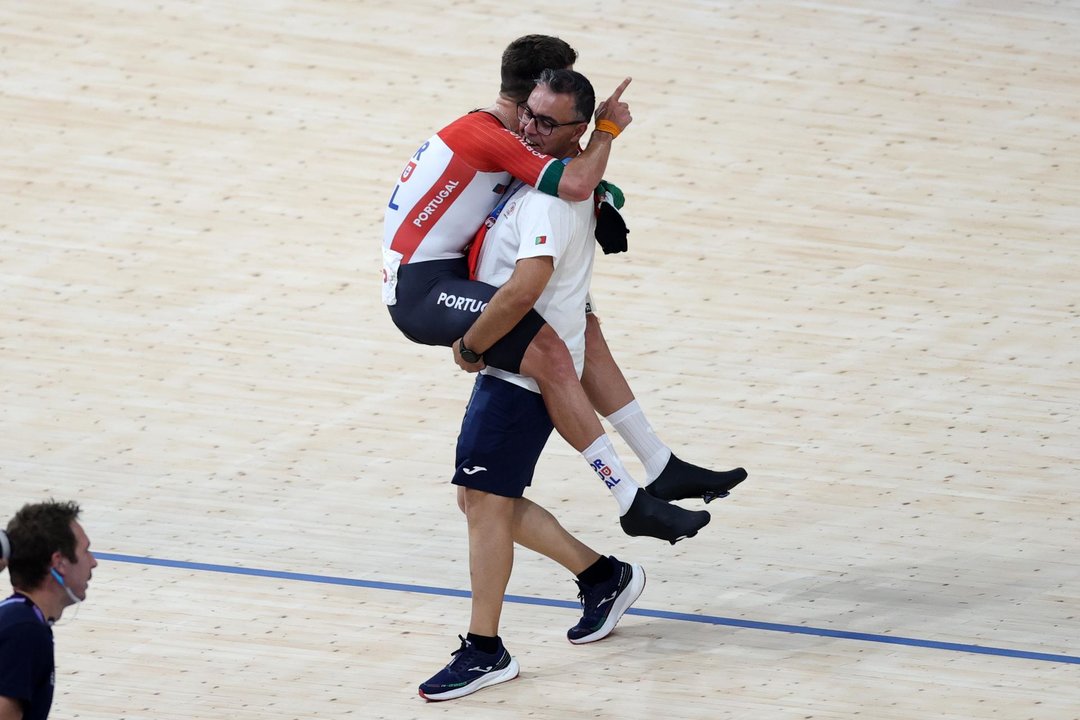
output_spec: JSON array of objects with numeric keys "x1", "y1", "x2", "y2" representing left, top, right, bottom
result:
[{"x1": 51, "y1": 568, "x2": 82, "y2": 605}]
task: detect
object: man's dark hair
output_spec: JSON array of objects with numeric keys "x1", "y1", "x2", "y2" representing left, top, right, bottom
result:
[
  {"x1": 536, "y1": 68, "x2": 596, "y2": 122},
  {"x1": 5, "y1": 500, "x2": 81, "y2": 589},
  {"x1": 501, "y1": 34, "x2": 578, "y2": 102}
]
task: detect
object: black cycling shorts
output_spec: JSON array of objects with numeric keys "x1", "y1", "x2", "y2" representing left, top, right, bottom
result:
[{"x1": 386, "y1": 257, "x2": 546, "y2": 374}]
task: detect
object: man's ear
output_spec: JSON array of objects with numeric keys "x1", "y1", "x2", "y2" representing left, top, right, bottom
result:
[{"x1": 571, "y1": 123, "x2": 589, "y2": 148}]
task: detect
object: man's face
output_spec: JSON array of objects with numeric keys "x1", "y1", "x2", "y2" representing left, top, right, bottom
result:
[
  {"x1": 61, "y1": 520, "x2": 97, "y2": 602},
  {"x1": 518, "y1": 85, "x2": 587, "y2": 158}
]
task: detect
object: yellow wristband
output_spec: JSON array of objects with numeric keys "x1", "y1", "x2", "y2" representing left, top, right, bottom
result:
[{"x1": 594, "y1": 119, "x2": 622, "y2": 138}]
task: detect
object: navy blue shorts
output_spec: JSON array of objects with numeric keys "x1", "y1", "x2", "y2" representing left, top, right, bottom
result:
[
  {"x1": 452, "y1": 374, "x2": 554, "y2": 498},
  {"x1": 387, "y1": 258, "x2": 546, "y2": 374}
]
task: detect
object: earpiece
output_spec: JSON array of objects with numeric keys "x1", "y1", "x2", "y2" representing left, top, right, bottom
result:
[
  {"x1": 51, "y1": 566, "x2": 81, "y2": 605},
  {"x1": 0, "y1": 529, "x2": 9, "y2": 563}
]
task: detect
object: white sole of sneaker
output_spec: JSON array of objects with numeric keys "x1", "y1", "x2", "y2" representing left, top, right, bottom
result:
[
  {"x1": 419, "y1": 657, "x2": 520, "y2": 701},
  {"x1": 568, "y1": 563, "x2": 646, "y2": 645}
]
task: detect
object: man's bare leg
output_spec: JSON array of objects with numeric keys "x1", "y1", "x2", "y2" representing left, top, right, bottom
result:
[
  {"x1": 418, "y1": 487, "x2": 519, "y2": 702},
  {"x1": 578, "y1": 313, "x2": 633, "y2": 416},
  {"x1": 457, "y1": 487, "x2": 593, "y2": 571},
  {"x1": 463, "y1": 488, "x2": 515, "y2": 638},
  {"x1": 518, "y1": 325, "x2": 600, "y2": 453},
  {"x1": 505, "y1": 492, "x2": 646, "y2": 644},
  {"x1": 518, "y1": 324, "x2": 710, "y2": 544},
  {"x1": 581, "y1": 314, "x2": 748, "y2": 502},
  {"x1": 509, "y1": 494, "x2": 599, "y2": 574}
]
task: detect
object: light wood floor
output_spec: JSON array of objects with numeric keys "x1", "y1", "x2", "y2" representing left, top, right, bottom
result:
[{"x1": 2, "y1": 0, "x2": 1078, "y2": 717}]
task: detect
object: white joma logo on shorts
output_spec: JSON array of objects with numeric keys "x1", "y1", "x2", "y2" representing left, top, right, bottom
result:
[{"x1": 462, "y1": 466, "x2": 487, "y2": 475}]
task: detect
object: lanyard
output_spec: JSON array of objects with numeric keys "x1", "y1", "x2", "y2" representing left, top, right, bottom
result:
[
  {"x1": 467, "y1": 180, "x2": 527, "y2": 280},
  {"x1": 485, "y1": 179, "x2": 527, "y2": 228}
]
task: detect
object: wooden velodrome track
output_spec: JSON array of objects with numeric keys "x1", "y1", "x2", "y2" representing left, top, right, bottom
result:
[{"x1": 2, "y1": 0, "x2": 1078, "y2": 717}]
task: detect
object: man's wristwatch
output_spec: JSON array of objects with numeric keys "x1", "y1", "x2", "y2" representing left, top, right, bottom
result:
[{"x1": 459, "y1": 339, "x2": 482, "y2": 364}]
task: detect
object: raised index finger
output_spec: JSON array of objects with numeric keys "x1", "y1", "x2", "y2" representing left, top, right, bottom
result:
[{"x1": 608, "y1": 77, "x2": 632, "y2": 103}]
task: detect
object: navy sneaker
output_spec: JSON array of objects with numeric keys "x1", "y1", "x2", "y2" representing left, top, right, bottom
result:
[
  {"x1": 418, "y1": 635, "x2": 519, "y2": 701},
  {"x1": 567, "y1": 558, "x2": 646, "y2": 644},
  {"x1": 646, "y1": 454, "x2": 748, "y2": 503}
]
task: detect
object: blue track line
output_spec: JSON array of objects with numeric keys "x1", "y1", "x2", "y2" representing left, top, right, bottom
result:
[{"x1": 95, "y1": 552, "x2": 1080, "y2": 666}]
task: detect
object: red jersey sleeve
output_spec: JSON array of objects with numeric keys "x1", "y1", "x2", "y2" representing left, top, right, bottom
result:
[{"x1": 438, "y1": 112, "x2": 564, "y2": 196}]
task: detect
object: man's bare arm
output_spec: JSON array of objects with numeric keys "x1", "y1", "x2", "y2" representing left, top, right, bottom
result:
[
  {"x1": 555, "y1": 78, "x2": 632, "y2": 201},
  {"x1": 453, "y1": 256, "x2": 554, "y2": 370}
]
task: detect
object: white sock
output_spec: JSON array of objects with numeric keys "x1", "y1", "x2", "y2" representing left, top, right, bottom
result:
[
  {"x1": 606, "y1": 400, "x2": 672, "y2": 483},
  {"x1": 581, "y1": 435, "x2": 641, "y2": 515}
]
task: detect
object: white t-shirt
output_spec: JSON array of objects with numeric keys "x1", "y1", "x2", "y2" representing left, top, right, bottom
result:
[{"x1": 474, "y1": 184, "x2": 596, "y2": 394}]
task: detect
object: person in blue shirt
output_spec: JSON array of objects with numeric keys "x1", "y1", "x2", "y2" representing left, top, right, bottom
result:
[{"x1": 0, "y1": 501, "x2": 97, "y2": 720}]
